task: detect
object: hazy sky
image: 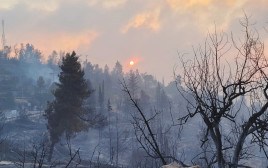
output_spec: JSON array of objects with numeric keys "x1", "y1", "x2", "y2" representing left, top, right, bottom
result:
[{"x1": 1, "y1": 0, "x2": 268, "y2": 83}]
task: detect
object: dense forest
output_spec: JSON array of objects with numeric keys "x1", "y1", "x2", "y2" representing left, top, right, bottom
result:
[{"x1": 0, "y1": 42, "x2": 186, "y2": 168}]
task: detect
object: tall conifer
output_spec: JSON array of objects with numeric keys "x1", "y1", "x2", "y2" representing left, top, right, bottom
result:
[{"x1": 46, "y1": 51, "x2": 90, "y2": 161}]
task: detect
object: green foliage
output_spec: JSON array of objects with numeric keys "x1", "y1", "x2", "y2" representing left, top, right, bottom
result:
[{"x1": 46, "y1": 51, "x2": 90, "y2": 144}]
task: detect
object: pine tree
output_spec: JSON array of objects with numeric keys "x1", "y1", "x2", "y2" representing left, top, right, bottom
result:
[
  {"x1": 35, "y1": 76, "x2": 46, "y2": 109},
  {"x1": 128, "y1": 70, "x2": 138, "y2": 99},
  {"x1": 112, "y1": 61, "x2": 123, "y2": 77},
  {"x1": 46, "y1": 51, "x2": 90, "y2": 161},
  {"x1": 98, "y1": 81, "x2": 104, "y2": 107}
]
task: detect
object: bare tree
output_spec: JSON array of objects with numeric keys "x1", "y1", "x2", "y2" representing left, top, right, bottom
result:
[
  {"x1": 12, "y1": 135, "x2": 81, "y2": 168},
  {"x1": 190, "y1": 125, "x2": 217, "y2": 168},
  {"x1": 64, "y1": 139, "x2": 81, "y2": 168},
  {"x1": 13, "y1": 143, "x2": 27, "y2": 168},
  {"x1": 13, "y1": 139, "x2": 48, "y2": 168},
  {"x1": 121, "y1": 79, "x2": 167, "y2": 165},
  {"x1": 177, "y1": 15, "x2": 268, "y2": 168},
  {"x1": 30, "y1": 137, "x2": 49, "y2": 168},
  {"x1": 121, "y1": 79, "x2": 188, "y2": 167}
]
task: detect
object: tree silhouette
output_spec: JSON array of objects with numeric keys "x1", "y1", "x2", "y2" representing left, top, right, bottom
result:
[
  {"x1": 45, "y1": 51, "x2": 90, "y2": 161},
  {"x1": 177, "y1": 16, "x2": 268, "y2": 168}
]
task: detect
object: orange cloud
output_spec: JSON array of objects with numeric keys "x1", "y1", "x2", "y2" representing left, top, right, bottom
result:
[
  {"x1": 11, "y1": 30, "x2": 99, "y2": 61},
  {"x1": 167, "y1": 0, "x2": 212, "y2": 10},
  {"x1": 121, "y1": 9, "x2": 160, "y2": 33},
  {"x1": 47, "y1": 30, "x2": 98, "y2": 51},
  {"x1": 166, "y1": 0, "x2": 249, "y2": 33},
  {"x1": 166, "y1": 0, "x2": 249, "y2": 10}
]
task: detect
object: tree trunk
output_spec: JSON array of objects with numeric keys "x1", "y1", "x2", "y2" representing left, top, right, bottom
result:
[
  {"x1": 116, "y1": 114, "x2": 119, "y2": 166},
  {"x1": 209, "y1": 125, "x2": 225, "y2": 168},
  {"x1": 48, "y1": 142, "x2": 55, "y2": 162},
  {"x1": 215, "y1": 126, "x2": 225, "y2": 168}
]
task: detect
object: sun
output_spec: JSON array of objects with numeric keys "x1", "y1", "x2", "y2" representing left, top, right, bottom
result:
[{"x1": 130, "y1": 60, "x2": 134, "y2": 66}]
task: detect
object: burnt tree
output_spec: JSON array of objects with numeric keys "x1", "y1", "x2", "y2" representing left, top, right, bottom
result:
[{"x1": 177, "y1": 16, "x2": 268, "y2": 168}]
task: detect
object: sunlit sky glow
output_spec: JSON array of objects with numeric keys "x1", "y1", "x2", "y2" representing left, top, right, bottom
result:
[{"x1": 1, "y1": 0, "x2": 268, "y2": 82}]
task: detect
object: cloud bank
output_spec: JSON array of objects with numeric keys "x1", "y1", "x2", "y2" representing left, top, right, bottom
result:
[{"x1": 0, "y1": 0, "x2": 268, "y2": 82}]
